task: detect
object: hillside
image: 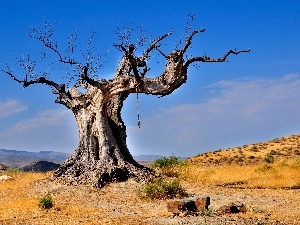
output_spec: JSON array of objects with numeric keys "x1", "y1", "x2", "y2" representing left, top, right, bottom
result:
[{"x1": 188, "y1": 133, "x2": 300, "y2": 166}]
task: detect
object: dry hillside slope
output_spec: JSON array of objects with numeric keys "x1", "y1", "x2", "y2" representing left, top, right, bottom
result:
[{"x1": 188, "y1": 133, "x2": 300, "y2": 166}]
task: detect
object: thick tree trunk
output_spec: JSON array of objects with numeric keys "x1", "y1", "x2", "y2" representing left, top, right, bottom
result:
[
  {"x1": 53, "y1": 89, "x2": 155, "y2": 187},
  {"x1": 52, "y1": 51, "x2": 188, "y2": 188}
]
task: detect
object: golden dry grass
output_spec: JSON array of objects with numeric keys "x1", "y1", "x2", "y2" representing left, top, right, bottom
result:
[
  {"x1": 1, "y1": 134, "x2": 300, "y2": 224},
  {"x1": 178, "y1": 158, "x2": 300, "y2": 189},
  {"x1": 181, "y1": 133, "x2": 300, "y2": 189},
  {"x1": 0, "y1": 171, "x2": 171, "y2": 225},
  {"x1": 188, "y1": 133, "x2": 300, "y2": 167},
  {"x1": 1, "y1": 169, "x2": 299, "y2": 224}
]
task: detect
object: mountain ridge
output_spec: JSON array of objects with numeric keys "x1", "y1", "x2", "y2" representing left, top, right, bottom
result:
[
  {"x1": 0, "y1": 149, "x2": 166, "y2": 168},
  {"x1": 0, "y1": 149, "x2": 71, "y2": 168}
]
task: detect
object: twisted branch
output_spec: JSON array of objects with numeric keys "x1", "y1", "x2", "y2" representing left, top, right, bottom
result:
[
  {"x1": 141, "y1": 31, "x2": 172, "y2": 60},
  {"x1": 180, "y1": 29, "x2": 205, "y2": 55},
  {"x1": 184, "y1": 48, "x2": 251, "y2": 68}
]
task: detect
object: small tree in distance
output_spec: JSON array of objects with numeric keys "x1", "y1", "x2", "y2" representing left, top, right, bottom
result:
[{"x1": 2, "y1": 20, "x2": 250, "y2": 188}]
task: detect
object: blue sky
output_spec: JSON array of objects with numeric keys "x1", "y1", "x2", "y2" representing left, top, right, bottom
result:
[{"x1": 0, "y1": 1, "x2": 300, "y2": 157}]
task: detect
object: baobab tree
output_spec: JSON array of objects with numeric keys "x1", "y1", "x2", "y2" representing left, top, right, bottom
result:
[{"x1": 2, "y1": 22, "x2": 249, "y2": 187}]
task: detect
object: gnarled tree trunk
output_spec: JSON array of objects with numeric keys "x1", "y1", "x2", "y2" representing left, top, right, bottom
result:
[
  {"x1": 54, "y1": 87, "x2": 155, "y2": 187},
  {"x1": 3, "y1": 26, "x2": 249, "y2": 187}
]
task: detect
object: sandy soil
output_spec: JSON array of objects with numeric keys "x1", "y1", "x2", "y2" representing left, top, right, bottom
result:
[{"x1": 1, "y1": 177, "x2": 298, "y2": 225}]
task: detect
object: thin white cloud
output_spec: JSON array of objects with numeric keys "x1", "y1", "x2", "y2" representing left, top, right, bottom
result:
[
  {"x1": 0, "y1": 99, "x2": 27, "y2": 118},
  {"x1": 127, "y1": 74, "x2": 300, "y2": 157},
  {"x1": 0, "y1": 109, "x2": 78, "y2": 152},
  {"x1": 2, "y1": 74, "x2": 300, "y2": 157}
]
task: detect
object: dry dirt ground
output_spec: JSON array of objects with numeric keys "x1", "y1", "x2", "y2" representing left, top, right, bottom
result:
[{"x1": 1, "y1": 176, "x2": 299, "y2": 225}]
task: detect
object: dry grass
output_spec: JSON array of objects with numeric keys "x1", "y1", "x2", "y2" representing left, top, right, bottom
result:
[
  {"x1": 181, "y1": 133, "x2": 300, "y2": 189},
  {"x1": 1, "y1": 169, "x2": 299, "y2": 224},
  {"x1": 188, "y1": 133, "x2": 300, "y2": 167},
  {"x1": 0, "y1": 171, "x2": 170, "y2": 225},
  {"x1": 1, "y1": 134, "x2": 300, "y2": 224},
  {"x1": 178, "y1": 158, "x2": 300, "y2": 189}
]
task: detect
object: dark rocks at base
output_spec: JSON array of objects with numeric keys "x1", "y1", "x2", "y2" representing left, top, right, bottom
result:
[
  {"x1": 195, "y1": 196, "x2": 211, "y2": 211},
  {"x1": 216, "y1": 202, "x2": 247, "y2": 214},
  {"x1": 167, "y1": 198, "x2": 248, "y2": 216},
  {"x1": 167, "y1": 196, "x2": 210, "y2": 215},
  {"x1": 22, "y1": 161, "x2": 60, "y2": 172}
]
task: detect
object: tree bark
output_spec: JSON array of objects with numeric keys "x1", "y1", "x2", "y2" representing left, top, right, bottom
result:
[{"x1": 53, "y1": 87, "x2": 155, "y2": 187}]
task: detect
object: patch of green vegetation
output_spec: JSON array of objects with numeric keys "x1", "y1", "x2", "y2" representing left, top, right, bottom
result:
[
  {"x1": 39, "y1": 192, "x2": 53, "y2": 209},
  {"x1": 137, "y1": 178, "x2": 187, "y2": 200},
  {"x1": 272, "y1": 138, "x2": 281, "y2": 143},
  {"x1": 256, "y1": 164, "x2": 273, "y2": 172},
  {"x1": 252, "y1": 207, "x2": 266, "y2": 213},
  {"x1": 278, "y1": 161, "x2": 289, "y2": 167},
  {"x1": 264, "y1": 154, "x2": 275, "y2": 163},
  {"x1": 152, "y1": 155, "x2": 186, "y2": 177},
  {"x1": 269, "y1": 149, "x2": 281, "y2": 155},
  {"x1": 198, "y1": 208, "x2": 214, "y2": 217},
  {"x1": 250, "y1": 145, "x2": 259, "y2": 152},
  {"x1": 152, "y1": 155, "x2": 181, "y2": 169},
  {"x1": 291, "y1": 158, "x2": 300, "y2": 169}
]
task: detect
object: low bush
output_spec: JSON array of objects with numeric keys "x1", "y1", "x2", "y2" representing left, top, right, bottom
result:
[
  {"x1": 198, "y1": 208, "x2": 214, "y2": 217},
  {"x1": 152, "y1": 155, "x2": 180, "y2": 169},
  {"x1": 39, "y1": 192, "x2": 53, "y2": 209},
  {"x1": 138, "y1": 178, "x2": 187, "y2": 200},
  {"x1": 152, "y1": 155, "x2": 186, "y2": 177},
  {"x1": 264, "y1": 154, "x2": 275, "y2": 163}
]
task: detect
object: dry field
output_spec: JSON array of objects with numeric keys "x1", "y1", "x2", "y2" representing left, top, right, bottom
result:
[{"x1": 1, "y1": 134, "x2": 300, "y2": 225}]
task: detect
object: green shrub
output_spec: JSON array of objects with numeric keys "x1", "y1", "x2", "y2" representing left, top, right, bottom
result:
[
  {"x1": 253, "y1": 207, "x2": 266, "y2": 213},
  {"x1": 198, "y1": 208, "x2": 214, "y2": 217},
  {"x1": 256, "y1": 164, "x2": 273, "y2": 172},
  {"x1": 152, "y1": 155, "x2": 180, "y2": 169},
  {"x1": 251, "y1": 145, "x2": 259, "y2": 152},
  {"x1": 269, "y1": 150, "x2": 279, "y2": 155},
  {"x1": 264, "y1": 154, "x2": 274, "y2": 163},
  {"x1": 39, "y1": 193, "x2": 53, "y2": 209},
  {"x1": 152, "y1": 155, "x2": 186, "y2": 177},
  {"x1": 138, "y1": 178, "x2": 187, "y2": 200}
]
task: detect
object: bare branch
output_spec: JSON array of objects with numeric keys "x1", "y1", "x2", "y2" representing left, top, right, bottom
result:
[
  {"x1": 1, "y1": 64, "x2": 73, "y2": 107},
  {"x1": 2, "y1": 64, "x2": 25, "y2": 84},
  {"x1": 141, "y1": 31, "x2": 172, "y2": 60},
  {"x1": 180, "y1": 29, "x2": 205, "y2": 55},
  {"x1": 184, "y1": 48, "x2": 251, "y2": 68},
  {"x1": 113, "y1": 43, "x2": 127, "y2": 53},
  {"x1": 78, "y1": 65, "x2": 107, "y2": 89}
]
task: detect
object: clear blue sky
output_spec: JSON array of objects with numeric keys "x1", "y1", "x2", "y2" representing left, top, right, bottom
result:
[{"x1": 0, "y1": 1, "x2": 300, "y2": 157}]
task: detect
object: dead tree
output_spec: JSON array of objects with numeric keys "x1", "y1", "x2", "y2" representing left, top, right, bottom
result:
[{"x1": 2, "y1": 25, "x2": 250, "y2": 187}]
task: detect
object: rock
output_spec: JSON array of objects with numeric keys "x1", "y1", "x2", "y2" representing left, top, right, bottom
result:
[
  {"x1": 0, "y1": 164, "x2": 8, "y2": 170},
  {"x1": 195, "y1": 196, "x2": 210, "y2": 211},
  {"x1": 22, "y1": 161, "x2": 60, "y2": 172},
  {"x1": 167, "y1": 196, "x2": 211, "y2": 215},
  {"x1": 217, "y1": 202, "x2": 247, "y2": 214},
  {"x1": 167, "y1": 199, "x2": 197, "y2": 214},
  {"x1": 0, "y1": 175, "x2": 13, "y2": 181}
]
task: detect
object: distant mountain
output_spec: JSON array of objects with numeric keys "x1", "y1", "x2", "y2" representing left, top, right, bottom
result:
[
  {"x1": 0, "y1": 149, "x2": 70, "y2": 168},
  {"x1": 0, "y1": 148, "x2": 186, "y2": 169},
  {"x1": 22, "y1": 161, "x2": 61, "y2": 172}
]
